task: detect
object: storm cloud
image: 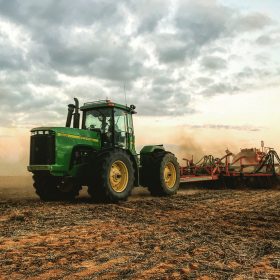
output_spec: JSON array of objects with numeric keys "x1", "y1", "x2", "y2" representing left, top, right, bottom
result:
[{"x1": 0, "y1": 0, "x2": 279, "y2": 127}]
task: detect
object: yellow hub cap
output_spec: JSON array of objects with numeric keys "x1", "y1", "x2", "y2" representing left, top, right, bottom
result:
[
  {"x1": 109, "y1": 160, "x2": 129, "y2": 192},
  {"x1": 164, "y1": 162, "x2": 177, "y2": 189}
]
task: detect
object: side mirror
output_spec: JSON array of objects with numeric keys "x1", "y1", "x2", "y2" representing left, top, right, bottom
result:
[{"x1": 129, "y1": 104, "x2": 137, "y2": 114}]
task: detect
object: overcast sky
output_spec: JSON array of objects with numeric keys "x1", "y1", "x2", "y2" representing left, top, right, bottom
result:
[{"x1": 0, "y1": 0, "x2": 279, "y2": 174}]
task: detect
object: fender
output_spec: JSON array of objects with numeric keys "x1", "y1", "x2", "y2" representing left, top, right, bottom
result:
[{"x1": 140, "y1": 145, "x2": 165, "y2": 155}]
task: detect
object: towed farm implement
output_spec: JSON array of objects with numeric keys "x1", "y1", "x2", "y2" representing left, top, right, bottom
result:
[
  {"x1": 180, "y1": 145, "x2": 280, "y2": 188},
  {"x1": 28, "y1": 99, "x2": 279, "y2": 202}
]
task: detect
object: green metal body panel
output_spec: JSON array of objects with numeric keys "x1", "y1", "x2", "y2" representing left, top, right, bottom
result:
[
  {"x1": 28, "y1": 127, "x2": 101, "y2": 177},
  {"x1": 140, "y1": 145, "x2": 165, "y2": 154}
]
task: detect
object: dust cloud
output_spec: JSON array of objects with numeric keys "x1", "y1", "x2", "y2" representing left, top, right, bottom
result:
[
  {"x1": 164, "y1": 130, "x2": 241, "y2": 166},
  {"x1": 0, "y1": 132, "x2": 29, "y2": 176},
  {"x1": 135, "y1": 121, "x2": 249, "y2": 166},
  {"x1": 165, "y1": 132, "x2": 205, "y2": 165}
]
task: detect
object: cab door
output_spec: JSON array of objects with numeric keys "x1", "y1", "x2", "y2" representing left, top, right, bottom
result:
[
  {"x1": 114, "y1": 108, "x2": 128, "y2": 149},
  {"x1": 126, "y1": 113, "x2": 135, "y2": 152}
]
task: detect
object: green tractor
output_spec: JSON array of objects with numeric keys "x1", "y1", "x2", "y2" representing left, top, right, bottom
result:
[{"x1": 27, "y1": 98, "x2": 180, "y2": 202}]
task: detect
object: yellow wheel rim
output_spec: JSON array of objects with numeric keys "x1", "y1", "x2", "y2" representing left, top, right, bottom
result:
[
  {"x1": 164, "y1": 162, "x2": 177, "y2": 189},
  {"x1": 109, "y1": 160, "x2": 129, "y2": 192}
]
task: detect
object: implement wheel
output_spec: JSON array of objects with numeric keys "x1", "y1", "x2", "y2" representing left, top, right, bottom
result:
[
  {"x1": 88, "y1": 150, "x2": 134, "y2": 202},
  {"x1": 141, "y1": 151, "x2": 180, "y2": 196},
  {"x1": 33, "y1": 174, "x2": 81, "y2": 201}
]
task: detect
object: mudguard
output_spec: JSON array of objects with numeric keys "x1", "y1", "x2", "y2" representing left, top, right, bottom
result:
[{"x1": 140, "y1": 145, "x2": 165, "y2": 155}]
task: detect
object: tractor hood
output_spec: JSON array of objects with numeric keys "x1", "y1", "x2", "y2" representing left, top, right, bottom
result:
[
  {"x1": 29, "y1": 126, "x2": 101, "y2": 176},
  {"x1": 31, "y1": 127, "x2": 101, "y2": 149}
]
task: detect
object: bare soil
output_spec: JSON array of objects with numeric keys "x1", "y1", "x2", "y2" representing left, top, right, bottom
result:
[{"x1": 0, "y1": 176, "x2": 279, "y2": 279}]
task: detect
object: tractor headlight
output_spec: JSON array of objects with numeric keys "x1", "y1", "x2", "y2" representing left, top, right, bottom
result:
[{"x1": 31, "y1": 130, "x2": 53, "y2": 136}]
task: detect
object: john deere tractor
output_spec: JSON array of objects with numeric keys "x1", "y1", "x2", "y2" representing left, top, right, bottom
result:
[{"x1": 28, "y1": 98, "x2": 180, "y2": 202}]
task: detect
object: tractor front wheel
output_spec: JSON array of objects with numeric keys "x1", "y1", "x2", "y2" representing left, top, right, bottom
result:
[
  {"x1": 88, "y1": 150, "x2": 135, "y2": 202},
  {"x1": 33, "y1": 174, "x2": 81, "y2": 201}
]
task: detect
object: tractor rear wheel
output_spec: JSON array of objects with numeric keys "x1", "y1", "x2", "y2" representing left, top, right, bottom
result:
[
  {"x1": 88, "y1": 150, "x2": 135, "y2": 202},
  {"x1": 141, "y1": 151, "x2": 180, "y2": 196},
  {"x1": 33, "y1": 174, "x2": 81, "y2": 201}
]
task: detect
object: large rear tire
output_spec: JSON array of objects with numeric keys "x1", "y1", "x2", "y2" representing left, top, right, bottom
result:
[
  {"x1": 88, "y1": 150, "x2": 135, "y2": 202},
  {"x1": 33, "y1": 174, "x2": 81, "y2": 201},
  {"x1": 140, "y1": 151, "x2": 180, "y2": 196}
]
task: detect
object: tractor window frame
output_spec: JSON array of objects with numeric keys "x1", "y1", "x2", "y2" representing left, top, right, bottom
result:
[
  {"x1": 127, "y1": 113, "x2": 134, "y2": 134},
  {"x1": 82, "y1": 108, "x2": 114, "y2": 131},
  {"x1": 113, "y1": 108, "x2": 129, "y2": 148}
]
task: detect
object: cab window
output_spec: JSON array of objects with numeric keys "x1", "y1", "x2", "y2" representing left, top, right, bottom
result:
[
  {"x1": 83, "y1": 108, "x2": 113, "y2": 147},
  {"x1": 114, "y1": 109, "x2": 128, "y2": 148},
  {"x1": 127, "y1": 113, "x2": 133, "y2": 134},
  {"x1": 84, "y1": 108, "x2": 112, "y2": 134}
]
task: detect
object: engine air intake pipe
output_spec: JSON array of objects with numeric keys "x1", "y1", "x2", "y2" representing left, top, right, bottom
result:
[
  {"x1": 66, "y1": 104, "x2": 75, "y2": 128},
  {"x1": 73, "y1": 97, "x2": 80, "y2": 129}
]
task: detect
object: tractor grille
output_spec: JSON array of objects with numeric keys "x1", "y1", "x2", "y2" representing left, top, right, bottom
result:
[{"x1": 30, "y1": 131, "x2": 55, "y2": 165}]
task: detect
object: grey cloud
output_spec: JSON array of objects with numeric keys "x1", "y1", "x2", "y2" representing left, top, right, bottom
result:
[
  {"x1": 0, "y1": 48, "x2": 27, "y2": 71},
  {"x1": 150, "y1": 86, "x2": 175, "y2": 100},
  {"x1": 0, "y1": 0, "x2": 278, "y2": 125},
  {"x1": 153, "y1": 76, "x2": 174, "y2": 86},
  {"x1": 0, "y1": 33, "x2": 28, "y2": 71},
  {"x1": 129, "y1": 79, "x2": 194, "y2": 116},
  {"x1": 0, "y1": 0, "x2": 122, "y2": 28},
  {"x1": 200, "y1": 82, "x2": 240, "y2": 96},
  {"x1": 158, "y1": 44, "x2": 189, "y2": 63},
  {"x1": 254, "y1": 54, "x2": 270, "y2": 64},
  {"x1": 153, "y1": 33, "x2": 197, "y2": 64},
  {"x1": 152, "y1": 1, "x2": 233, "y2": 64},
  {"x1": 236, "y1": 67, "x2": 254, "y2": 79},
  {"x1": 136, "y1": 93, "x2": 194, "y2": 116},
  {"x1": 201, "y1": 56, "x2": 227, "y2": 70},
  {"x1": 234, "y1": 13, "x2": 272, "y2": 32},
  {"x1": 35, "y1": 27, "x2": 146, "y2": 80},
  {"x1": 0, "y1": 87, "x2": 53, "y2": 111},
  {"x1": 256, "y1": 35, "x2": 273, "y2": 45},
  {"x1": 29, "y1": 69, "x2": 62, "y2": 86},
  {"x1": 89, "y1": 57, "x2": 143, "y2": 81},
  {"x1": 125, "y1": 0, "x2": 170, "y2": 33},
  {"x1": 196, "y1": 77, "x2": 214, "y2": 86},
  {"x1": 0, "y1": 81, "x2": 65, "y2": 128},
  {"x1": 207, "y1": 46, "x2": 227, "y2": 54},
  {"x1": 175, "y1": 0, "x2": 233, "y2": 45},
  {"x1": 65, "y1": 84, "x2": 108, "y2": 102},
  {"x1": 0, "y1": 66, "x2": 62, "y2": 87},
  {"x1": 234, "y1": 60, "x2": 277, "y2": 81},
  {"x1": 0, "y1": 1, "x2": 143, "y2": 81},
  {"x1": 154, "y1": 1, "x2": 274, "y2": 67}
]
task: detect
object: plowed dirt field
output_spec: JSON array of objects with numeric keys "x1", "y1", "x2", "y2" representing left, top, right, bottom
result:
[{"x1": 0, "y1": 176, "x2": 279, "y2": 279}]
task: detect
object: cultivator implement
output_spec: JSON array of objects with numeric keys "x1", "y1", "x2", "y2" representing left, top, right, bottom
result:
[
  {"x1": 180, "y1": 155, "x2": 220, "y2": 184},
  {"x1": 180, "y1": 144, "x2": 280, "y2": 188}
]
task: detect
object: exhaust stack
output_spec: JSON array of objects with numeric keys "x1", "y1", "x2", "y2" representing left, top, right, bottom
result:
[
  {"x1": 66, "y1": 104, "x2": 75, "y2": 127},
  {"x1": 65, "y1": 98, "x2": 80, "y2": 128},
  {"x1": 73, "y1": 98, "x2": 80, "y2": 128}
]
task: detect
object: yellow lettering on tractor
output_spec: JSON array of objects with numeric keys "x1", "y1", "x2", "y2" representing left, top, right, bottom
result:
[{"x1": 57, "y1": 133, "x2": 98, "y2": 143}]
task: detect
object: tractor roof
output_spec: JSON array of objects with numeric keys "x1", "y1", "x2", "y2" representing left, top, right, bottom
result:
[{"x1": 80, "y1": 99, "x2": 131, "y2": 112}]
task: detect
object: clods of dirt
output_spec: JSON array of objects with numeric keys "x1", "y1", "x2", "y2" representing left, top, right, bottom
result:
[{"x1": 0, "y1": 179, "x2": 279, "y2": 279}]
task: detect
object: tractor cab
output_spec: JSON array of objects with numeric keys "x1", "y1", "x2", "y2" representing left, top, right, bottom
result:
[{"x1": 80, "y1": 100, "x2": 136, "y2": 150}]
